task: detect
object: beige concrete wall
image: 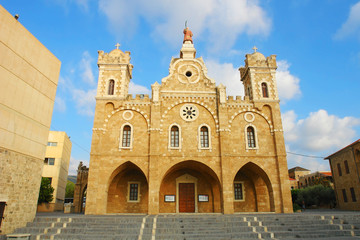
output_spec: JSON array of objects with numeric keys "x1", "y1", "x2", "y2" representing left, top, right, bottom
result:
[
  {"x1": 41, "y1": 131, "x2": 72, "y2": 211},
  {"x1": 0, "y1": 4, "x2": 60, "y2": 233}
]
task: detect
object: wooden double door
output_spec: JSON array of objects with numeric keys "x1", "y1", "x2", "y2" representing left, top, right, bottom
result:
[{"x1": 179, "y1": 183, "x2": 195, "y2": 212}]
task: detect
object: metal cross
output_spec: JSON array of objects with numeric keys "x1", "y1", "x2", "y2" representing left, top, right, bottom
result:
[
  {"x1": 115, "y1": 43, "x2": 121, "y2": 49},
  {"x1": 252, "y1": 46, "x2": 258, "y2": 53}
]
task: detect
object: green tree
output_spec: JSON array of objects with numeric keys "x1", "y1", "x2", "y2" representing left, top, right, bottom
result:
[
  {"x1": 65, "y1": 181, "x2": 75, "y2": 198},
  {"x1": 38, "y1": 177, "x2": 54, "y2": 204},
  {"x1": 292, "y1": 184, "x2": 336, "y2": 208}
]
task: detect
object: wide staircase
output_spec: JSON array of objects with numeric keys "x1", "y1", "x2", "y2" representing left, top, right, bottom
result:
[{"x1": 9, "y1": 213, "x2": 360, "y2": 240}]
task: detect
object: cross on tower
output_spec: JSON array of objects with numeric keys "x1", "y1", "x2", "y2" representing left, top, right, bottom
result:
[
  {"x1": 115, "y1": 43, "x2": 121, "y2": 49},
  {"x1": 252, "y1": 46, "x2": 258, "y2": 53}
]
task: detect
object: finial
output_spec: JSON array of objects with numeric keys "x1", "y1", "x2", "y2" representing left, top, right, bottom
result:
[
  {"x1": 115, "y1": 43, "x2": 121, "y2": 50},
  {"x1": 252, "y1": 46, "x2": 258, "y2": 53},
  {"x1": 185, "y1": 20, "x2": 188, "y2": 29}
]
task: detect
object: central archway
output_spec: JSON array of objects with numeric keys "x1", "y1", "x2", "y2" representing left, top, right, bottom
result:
[{"x1": 159, "y1": 160, "x2": 222, "y2": 213}]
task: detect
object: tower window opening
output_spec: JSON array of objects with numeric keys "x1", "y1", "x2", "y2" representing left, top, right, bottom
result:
[
  {"x1": 108, "y1": 79, "x2": 115, "y2": 95},
  {"x1": 261, "y1": 82, "x2": 269, "y2": 98}
]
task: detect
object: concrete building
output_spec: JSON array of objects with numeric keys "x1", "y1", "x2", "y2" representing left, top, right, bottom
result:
[
  {"x1": 38, "y1": 131, "x2": 72, "y2": 212},
  {"x1": 0, "y1": 5, "x2": 60, "y2": 234},
  {"x1": 86, "y1": 29, "x2": 292, "y2": 215},
  {"x1": 325, "y1": 139, "x2": 360, "y2": 211}
]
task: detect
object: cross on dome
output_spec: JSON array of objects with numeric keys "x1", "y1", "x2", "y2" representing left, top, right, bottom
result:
[
  {"x1": 115, "y1": 43, "x2": 121, "y2": 49},
  {"x1": 252, "y1": 46, "x2": 258, "y2": 53}
]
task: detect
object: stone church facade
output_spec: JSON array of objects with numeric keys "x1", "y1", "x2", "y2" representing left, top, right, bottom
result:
[{"x1": 86, "y1": 30, "x2": 292, "y2": 215}]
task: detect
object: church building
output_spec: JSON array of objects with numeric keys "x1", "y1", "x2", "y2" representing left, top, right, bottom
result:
[{"x1": 86, "y1": 28, "x2": 292, "y2": 214}]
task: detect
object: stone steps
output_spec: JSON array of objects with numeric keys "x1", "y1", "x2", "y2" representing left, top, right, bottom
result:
[{"x1": 9, "y1": 213, "x2": 360, "y2": 240}]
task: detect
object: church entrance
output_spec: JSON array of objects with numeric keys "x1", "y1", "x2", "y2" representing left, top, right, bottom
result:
[
  {"x1": 179, "y1": 183, "x2": 195, "y2": 212},
  {"x1": 159, "y1": 160, "x2": 221, "y2": 213}
]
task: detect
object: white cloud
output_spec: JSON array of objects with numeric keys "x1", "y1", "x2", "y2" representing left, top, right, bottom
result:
[
  {"x1": 54, "y1": 95, "x2": 66, "y2": 112},
  {"x1": 98, "y1": 0, "x2": 271, "y2": 50},
  {"x1": 276, "y1": 60, "x2": 301, "y2": 102},
  {"x1": 282, "y1": 109, "x2": 360, "y2": 153},
  {"x1": 128, "y1": 82, "x2": 151, "y2": 95},
  {"x1": 283, "y1": 110, "x2": 360, "y2": 172},
  {"x1": 68, "y1": 157, "x2": 89, "y2": 175},
  {"x1": 334, "y1": 2, "x2": 360, "y2": 40},
  {"x1": 75, "y1": 0, "x2": 90, "y2": 11},
  {"x1": 71, "y1": 88, "x2": 97, "y2": 116},
  {"x1": 206, "y1": 59, "x2": 244, "y2": 97},
  {"x1": 79, "y1": 51, "x2": 95, "y2": 85}
]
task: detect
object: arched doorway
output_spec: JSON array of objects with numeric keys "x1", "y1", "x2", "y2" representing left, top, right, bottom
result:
[
  {"x1": 159, "y1": 160, "x2": 221, "y2": 213},
  {"x1": 233, "y1": 162, "x2": 275, "y2": 212},
  {"x1": 80, "y1": 186, "x2": 87, "y2": 213},
  {"x1": 107, "y1": 161, "x2": 148, "y2": 213}
]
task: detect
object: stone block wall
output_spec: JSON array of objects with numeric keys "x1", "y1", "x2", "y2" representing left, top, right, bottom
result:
[{"x1": 0, "y1": 147, "x2": 43, "y2": 233}]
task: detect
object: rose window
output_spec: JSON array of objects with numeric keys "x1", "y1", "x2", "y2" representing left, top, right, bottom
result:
[{"x1": 180, "y1": 104, "x2": 199, "y2": 121}]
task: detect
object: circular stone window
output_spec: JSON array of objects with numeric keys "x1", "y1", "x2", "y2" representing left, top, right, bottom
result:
[
  {"x1": 244, "y1": 112, "x2": 255, "y2": 123},
  {"x1": 122, "y1": 110, "x2": 134, "y2": 120},
  {"x1": 185, "y1": 71, "x2": 192, "y2": 77},
  {"x1": 180, "y1": 104, "x2": 199, "y2": 121}
]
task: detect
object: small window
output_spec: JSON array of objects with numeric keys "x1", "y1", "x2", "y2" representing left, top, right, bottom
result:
[
  {"x1": 337, "y1": 163, "x2": 342, "y2": 176},
  {"x1": 342, "y1": 189, "x2": 348, "y2": 203},
  {"x1": 47, "y1": 142, "x2": 57, "y2": 147},
  {"x1": 108, "y1": 79, "x2": 115, "y2": 95},
  {"x1": 261, "y1": 82, "x2": 269, "y2": 98},
  {"x1": 122, "y1": 125, "x2": 131, "y2": 147},
  {"x1": 234, "y1": 182, "x2": 244, "y2": 201},
  {"x1": 247, "y1": 126, "x2": 256, "y2": 148},
  {"x1": 170, "y1": 126, "x2": 179, "y2": 148},
  {"x1": 344, "y1": 160, "x2": 350, "y2": 174},
  {"x1": 45, "y1": 158, "x2": 55, "y2": 165},
  {"x1": 350, "y1": 188, "x2": 356, "y2": 202},
  {"x1": 128, "y1": 183, "x2": 139, "y2": 202},
  {"x1": 200, "y1": 126, "x2": 209, "y2": 148}
]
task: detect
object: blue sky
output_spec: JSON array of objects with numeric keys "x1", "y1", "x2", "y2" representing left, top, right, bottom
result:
[{"x1": 2, "y1": 0, "x2": 360, "y2": 175}]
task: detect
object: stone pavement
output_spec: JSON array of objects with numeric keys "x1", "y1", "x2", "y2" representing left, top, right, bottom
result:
[{"x1": 4, "y1": 210, "x2": 360, "y2": 240}]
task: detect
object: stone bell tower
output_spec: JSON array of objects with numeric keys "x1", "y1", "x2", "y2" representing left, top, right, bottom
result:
[
  {"x1": 96, "y1": 43, "x2": 133, "y2": 99},
  {"x1": 239, "y1": 46, "x2": 279, "y2": 101}
]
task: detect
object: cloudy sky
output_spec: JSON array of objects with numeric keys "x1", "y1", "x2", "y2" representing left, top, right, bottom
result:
[{"x1": 2, "y1": 0, "x2": 360, "y2": 175}]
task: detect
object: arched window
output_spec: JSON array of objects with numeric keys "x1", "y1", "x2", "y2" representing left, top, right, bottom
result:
[
  {"x1": 200, "y1": 126, "x2": 209, "y2": 148},
  {"x1": 170, "y1": 126, "x2": 179, "y2": 147},
  {"x1": 247, "y1": 126, "x2": 256, "y2": 148},
  {"x1": 122, "y1": 125, "x2": 131, "y2": 147},
  {"x1": 108, "y1": 79, "x2": 115, "y2": 95},
  {"x1": 261, "y1": 82, "x2": 269, "y2": 98}
]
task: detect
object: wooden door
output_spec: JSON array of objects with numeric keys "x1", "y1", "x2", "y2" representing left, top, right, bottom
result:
[{"x1": 179, "y1": 183, "x2": 195, "y2": 212}]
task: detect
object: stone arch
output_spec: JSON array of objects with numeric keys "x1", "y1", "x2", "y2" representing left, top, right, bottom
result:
[
  {"x1": 73, "y1": 163, "x2": 88, "y2": 213},
  {"x1": 232, "y1": 162, "x2": 275, "y2": 212},
  {"x1": 107, "y1": 161, "x2": 148, "y2": 213},
  {"x1": 102, "y1": 108, "x2": 150, "y2": 132},
  {"x1": 161, "y1": 101, "x2": 219, "y2": 131},
  {"x1": 159, "y1": 160, "x2": 222, "y2": 213},
  {"x1": 229, "y1": 109, "x2": 273, "y2": 133}
]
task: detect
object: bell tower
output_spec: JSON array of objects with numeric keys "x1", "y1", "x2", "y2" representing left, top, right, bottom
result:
[
  {"x1": 239, "y1": 47, "x2": 279, "y2": 101},
  {"x1": 96, "y1": 43, "x2": 133, "y2": 99}
]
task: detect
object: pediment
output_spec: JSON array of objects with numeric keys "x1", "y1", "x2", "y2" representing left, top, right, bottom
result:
[{"x1": 160, "y1": 57, "x2": 216, "y2": 92}]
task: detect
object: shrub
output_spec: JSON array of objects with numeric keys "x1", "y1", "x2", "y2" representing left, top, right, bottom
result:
[{"x1": 38, "y1": 177, "x2": 54, "y2": 204}]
